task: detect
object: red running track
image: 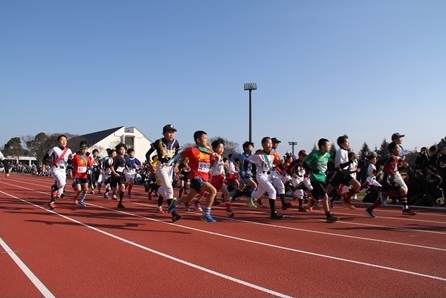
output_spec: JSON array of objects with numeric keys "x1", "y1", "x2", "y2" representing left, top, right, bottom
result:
[{"x1": 1, "y1": 173, "x2": 446, "y2": 297}]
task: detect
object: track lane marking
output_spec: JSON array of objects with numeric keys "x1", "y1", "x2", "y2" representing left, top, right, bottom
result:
[
  {"x1": 2, "y1": 185, "x2": 446, "y2": 287},
  {"x1": 0, "y1": 191, "x2": 292, "y2": 298},
  {"x1": 0, "y1": 237, "x2": 55, "y2": 298}
]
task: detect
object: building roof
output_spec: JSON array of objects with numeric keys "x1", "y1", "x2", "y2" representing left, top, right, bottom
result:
[{"x1": 69, "y1": 126, "x2": 124, "y2": 150}]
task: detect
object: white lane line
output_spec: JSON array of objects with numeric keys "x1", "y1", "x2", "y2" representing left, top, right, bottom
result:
[
  {"x1": 0, "y1": 237, "x2": 55, "y2": 298},
  {"x1": 0, "y1": 193, "x2": 292, "y2": 298},
  {"x1": 134, "y1": 202, "x2": 446, "y2": 252},
  {"x1": 3, "y1": 187, "x2": 446, "y2": 285},
  {"x1": 2, "y1": 181, "x2": 446, "y2": 249},
  {"x1": 91, "y1": 203, "x2": 446, "y2": 282}
]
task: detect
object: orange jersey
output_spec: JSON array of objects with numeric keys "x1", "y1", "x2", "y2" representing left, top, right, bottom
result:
[
  {"x1": 271, "y1": 151, "x2": 282, "y2": 166},
  {"x1": 72, "y1": 153, "x2": 93, "y2": 179},
  {"x1": 180, "y1": 146, "x2": 214, "y2": 181}
]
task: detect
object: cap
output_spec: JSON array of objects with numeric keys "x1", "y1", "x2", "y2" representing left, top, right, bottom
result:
[
  {"x1": 391, "y1": 132, "x2": 405, "y2": 140},
  {"x1": 298, "y1": 149, "x2": 307, "y2": 156},
  {"x1": 271, "y1": 137, "x2": 281, "y2": 143},
  {"x1": 163, "y1": 124, "x2": 177, "y2": 133},
  {"x1": 79, "y1": 140, "x2": 89, "y2": 150}
]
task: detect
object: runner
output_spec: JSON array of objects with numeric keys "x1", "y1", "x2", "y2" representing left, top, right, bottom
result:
[
  {"x1": 42, "y1": 134, "x2": 73, "y2": 210},
  {"x1": 167, "y1": 130, "x2": 217, "y2": 223},
  {"x1": 71, "y1": 140, "x2": 93, "y2": 207}
]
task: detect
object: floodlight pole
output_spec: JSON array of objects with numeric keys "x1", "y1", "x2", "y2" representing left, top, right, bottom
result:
[
  {"x1": 288, "y1": 141, "x2": 297, "y2": 156},
  {"x1": 244, "y1": 83, "x2": 257, "y2": 143}
]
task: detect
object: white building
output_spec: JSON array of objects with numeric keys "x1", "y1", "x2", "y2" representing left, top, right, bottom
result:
[{"x1": 69, "y1": 126, "x2": 152, "y2": 162}]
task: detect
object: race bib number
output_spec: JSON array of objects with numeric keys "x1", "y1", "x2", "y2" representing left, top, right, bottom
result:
[
  {"x1": 77, "y1": 166, "x2": 87, "y2": 173},
  {"x1": 116, "y1": 166, "x2": 125, "y2": 173},
  {"x1": 198, "y1": 162, "x2": 210, "y2": 173}
]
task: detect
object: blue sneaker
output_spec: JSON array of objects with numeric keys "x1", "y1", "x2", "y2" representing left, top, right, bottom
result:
[
  {"x1": 78, "y1": 201, "x2": 86, "y2": 208},
  {"x1": 168, "y1": 199, "x2": 178, "y2": 214},
  {"x1": 201, "y1": 214, "x2": 216, "y2": 223}
]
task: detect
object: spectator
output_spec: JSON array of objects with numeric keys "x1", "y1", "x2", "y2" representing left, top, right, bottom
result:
[
  {"x1": 428, "y1": 145, "x2": 439, "y2": 167},
  {"x1": 411, "y1": 165, "x2": 443, "y2": 207},
  {"x1": 414, "y1": 147, "x2": 430, "y2": 173},
  {"x1": 435, "y1": 147, "x2": 446, "y2": 201}
]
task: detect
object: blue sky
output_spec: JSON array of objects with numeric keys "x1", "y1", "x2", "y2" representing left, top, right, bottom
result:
[{"x1": 1, "y1": 0, "x2": 445, "y2": 157}]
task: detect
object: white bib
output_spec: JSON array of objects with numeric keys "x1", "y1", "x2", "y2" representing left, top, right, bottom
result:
[
  {"x1": 77, "y1": 166, "x2": 87, "y2": 173},
  {"x1": 198, "y1": 162, "x2": 210, "y2": 173}
]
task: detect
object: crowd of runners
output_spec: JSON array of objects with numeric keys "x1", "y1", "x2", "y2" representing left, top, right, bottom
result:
[{"x1": 2, "y1": 125, "x2": 428, "y2": 223}]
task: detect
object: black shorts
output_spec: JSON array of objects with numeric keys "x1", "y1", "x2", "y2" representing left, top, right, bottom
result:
[
  {"x1": 181, "y1": 172, "x2": 190, "y2": 182},
  {"x1": 329, "y1": 171, "x2": 353, "y2": 188},
  {"x1": 73, "y1": 178, "x2": 88, "y2": 186},
  {"x1": 110, "y1": 174, "x2": 126, "y2": 188},
  {"x1": 190, "y1": 176, "x2": 207, "y2": 192},
  {"x1": 310, "y1": 180, "x2": 327, "y2": 200},
  {"x1": 71, "y1": 178, "x2": 88, "y2": 188}
]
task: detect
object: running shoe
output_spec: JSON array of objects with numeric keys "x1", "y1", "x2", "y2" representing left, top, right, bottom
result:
[
  {"x1": 157, "y1": 206, "x2": 164, "y2": 214},
  {"x1": 270, "y1": 212, "x2": 283, "y2": 220},
  {"x1": 227, "y1": 211, "x2": 235, "y2": 218},
  {"x1": 201, "y1": 214, "x2": 216, "y2": 223},
  {"x1": 326, "y1": 215, "x2": 339, "y2": 223},
  {"x1": 194, "y1": 201, "x2": 203, "y2": 211},
  {"x1": 117, "y1": 203, "x2": 125, "y2": 209},
  {"x1": 78, "y1": 201, "x2": 86, "y2": 208},
  {"x1": 281, "y1": 201, "x2": 292, "y2": 210},
  {"x1": 298, "y1": 206, "x2": 307, "y2": 212},
  {"x1": 184, "y1": 202, "x2": 190, "y2": 211},
  {"x1": 246, "y1": 198, "x2": 257, "y2": 208},
  {"x1": 74, "y1": 198, "x2": 79, "y2": 205},
  {"x1": 365, "y1": 208, "x2": 376, "y2": 218},
  {"x1": 402, "y1": 209, "x2": 417, "y2": 216},
  {"x1": 172, "y1": 213, "x2": 182, "y2": 222},
  {"x1": 48, "y1": 201, "x2": 56, "y2": 210}
]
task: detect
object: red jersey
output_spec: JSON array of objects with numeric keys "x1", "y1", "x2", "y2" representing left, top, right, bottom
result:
[
  {"x1": 383, "y1": 155, "x2": 399, "y2": 175},
  {"x1": 180, "y1": 146, "x2": 214, "y2": 181},
  {"x1": 72, "y1": 153, "x2": 93, "y2": 179}
]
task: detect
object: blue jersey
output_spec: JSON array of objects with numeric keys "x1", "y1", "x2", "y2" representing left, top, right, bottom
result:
[
  {"x1": 126, "y1": 157, "x2": 142, "y2": 169},
  {"x1": 232, "y1": 152, "x2": 253, "y2": 177}
]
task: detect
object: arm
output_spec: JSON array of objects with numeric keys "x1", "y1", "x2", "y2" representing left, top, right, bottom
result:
[
  {"x1": 145, "y1": 147, "x2": 156, "y2": 163},
  {"x1": 166, "y1": 152, "x2": 182, "y2": 166}
]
